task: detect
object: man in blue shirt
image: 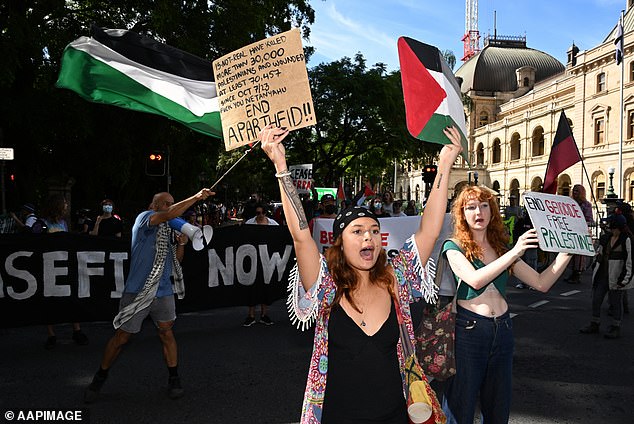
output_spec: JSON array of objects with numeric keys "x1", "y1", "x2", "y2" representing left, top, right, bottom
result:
[{"x1": 85, "y1": 188, "x2": 213, "y2": 402}]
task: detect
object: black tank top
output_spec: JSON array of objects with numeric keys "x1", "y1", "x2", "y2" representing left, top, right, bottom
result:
[{"x1": 321, "y1": 302, "x2": 408, "y2": 423}]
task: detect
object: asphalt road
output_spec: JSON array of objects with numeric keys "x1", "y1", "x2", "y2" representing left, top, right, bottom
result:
[{"x1": 1, "y1": 268, "x2": 633, "y2": 424}]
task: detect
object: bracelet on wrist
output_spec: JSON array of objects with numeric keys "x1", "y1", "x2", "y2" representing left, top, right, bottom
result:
[
  {"x1": 178, "y1": 242, "x2": 187, "y2": 246},
  {"x1": 275, "y1": 169, "x2": 291, "y2": 178}
]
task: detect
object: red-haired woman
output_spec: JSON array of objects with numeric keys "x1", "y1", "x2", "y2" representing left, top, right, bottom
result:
[
  {"x1": 442, "y1": 186, "x2": 572, "y2": 423},
  {"x1": 261, "y1": 124, "x2": 462, "y2": 424}
]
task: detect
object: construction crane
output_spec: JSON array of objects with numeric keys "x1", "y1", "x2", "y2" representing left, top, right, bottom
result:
[{"x1": 462, "y1": 0, "x2": 481, "y2": 61}]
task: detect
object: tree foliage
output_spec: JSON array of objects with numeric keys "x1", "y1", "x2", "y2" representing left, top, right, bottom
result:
[{"x1": 0, "y1": 0, "x2": 314, "y2": 217}]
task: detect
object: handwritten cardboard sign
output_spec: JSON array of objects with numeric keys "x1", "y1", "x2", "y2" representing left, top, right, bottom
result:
[
  {"x1": 212, "y1": 28, "x2": 316, "y2": 150},
  {"x1": 523, "y1": 192, "x2": 594, "y2": 256},
  {"x1": 289, "y1": 164, "x2": 312, "y2": 194}
]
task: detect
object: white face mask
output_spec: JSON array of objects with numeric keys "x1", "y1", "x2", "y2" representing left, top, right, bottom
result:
[
  {"x1": 374, "y1": 202, "x2": 382, "y2": 209},
  {"x1": 103, "y1": 205, "x2": 113, "y2": 213}
]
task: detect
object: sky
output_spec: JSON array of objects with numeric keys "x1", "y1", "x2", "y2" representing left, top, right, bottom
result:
[{"x1": 305, "y1": 0, "x2": 628, "y2": 72}]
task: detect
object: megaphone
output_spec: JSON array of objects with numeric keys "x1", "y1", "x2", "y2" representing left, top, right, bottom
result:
[{"x1": 168, "y1": 218, "x2": 213, "y2": 251}]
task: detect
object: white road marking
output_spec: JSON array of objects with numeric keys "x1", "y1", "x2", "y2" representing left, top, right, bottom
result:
[
  {"x1": 528, "y1": 300, "x2": 549, "y2": 308},
  {"x1": 560, "y1": 290, "x2": 581, "y2": 296}
]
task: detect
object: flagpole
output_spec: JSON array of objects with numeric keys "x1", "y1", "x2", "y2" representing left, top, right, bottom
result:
[
  {"x1": 619, "y1": 10, "x2": 625, "y2": 198},
  {"x1": 209, "y1": 141, "x2": 260, "y2": 191}
]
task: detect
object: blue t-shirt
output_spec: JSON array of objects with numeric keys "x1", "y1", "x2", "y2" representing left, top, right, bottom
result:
[{"x1": 124, "y1": 210, "x2": 174, "y2": 297}]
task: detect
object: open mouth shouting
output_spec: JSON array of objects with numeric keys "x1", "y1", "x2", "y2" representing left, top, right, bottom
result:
[{"x1": 360, "y1": 245, "x2": 375, "y2": 261}]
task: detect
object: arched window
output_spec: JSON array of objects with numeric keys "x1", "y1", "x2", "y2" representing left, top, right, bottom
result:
[
  {"x1": 532, "y1": 126, "x2": 544, "y2": 157},
  {"x1": 630, "y1": 61, "x2": 634, "y2": 82},
  {"x1": 476, "y1": 143, "x2": 484, "y2": 165},
  {"x1": 597, "y1": 72, "x2": 606, "y2": 93},
  {"x1": 407, "y1": 186, "x2": 411, "y2": 201},
  {"x1": 531, "y1": 177, "x2": 543, "y2": 192},
  {"x1": 509, "y1": 179, "x2": 520, "y2": 206},
  {"x1": 523, "y1": 77, "x2": 530, "y2": 87},
  {"x1": 492, "y1": 138, "x2": 501, "y2": 163},
  {"x1": 415, "y1": 184, "x2": 420, "y2": 202},
  {"x1": 510, "y1": 133, "x2": 521, "y2": 160},
  {"x1": 478, "y1": 111, "x2": 489, "y2": 127},
  {"x1": 492, "y1": 181, "x2": 500, "y2": 193}
]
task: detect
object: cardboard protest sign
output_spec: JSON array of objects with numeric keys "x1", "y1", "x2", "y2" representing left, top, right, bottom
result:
[
  {"x1": 212, "y1": 28, "x2": 316, "y2": 150},
  {"x1": 523, "y1": 192, "x2": 594, "y2": 256},
  {"x1": 289, "y1": 164, "x2": 312, "y2": 194}
]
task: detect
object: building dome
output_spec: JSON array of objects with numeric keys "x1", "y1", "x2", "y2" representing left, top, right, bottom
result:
[{"x1": 455, "y1": 36, "x2": 564, "y2": 93}]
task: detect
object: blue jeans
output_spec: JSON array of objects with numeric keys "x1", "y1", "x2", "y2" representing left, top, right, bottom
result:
[{"x1": 443, "y1": 306, "x2": 514, "y2": 424}]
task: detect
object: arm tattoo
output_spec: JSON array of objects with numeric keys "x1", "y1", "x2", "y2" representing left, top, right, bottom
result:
[
  {"x1": 436, "y1": 173, "x2": 444, "y2": 189},
  {"x1": 279, "y1": 174, "x2": 309, "y2": 230}
]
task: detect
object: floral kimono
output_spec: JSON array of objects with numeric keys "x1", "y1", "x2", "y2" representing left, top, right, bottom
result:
[{"x1": 287, "y1": 235, "x2": 437, "y2": 424}]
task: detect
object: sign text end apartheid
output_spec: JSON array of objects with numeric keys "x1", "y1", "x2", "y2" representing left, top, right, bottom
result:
[{"x1": 212, "y1": 28, "x2": 316, "y2": 151}]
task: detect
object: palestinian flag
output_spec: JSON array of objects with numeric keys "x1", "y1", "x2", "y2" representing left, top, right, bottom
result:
[
  {"x1": 398, "y1": 37, "x2": 468, "y2": 159},
  {"x1": 543, "y1": 110, "x2": 582, "y2": 194},
  {"x1": 56, "y1": 25, "x2": 222, "y2": 138}
]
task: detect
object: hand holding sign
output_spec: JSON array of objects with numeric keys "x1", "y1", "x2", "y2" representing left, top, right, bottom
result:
[
  {"x1": 511, "y1": 228, "x2": 540, "y2": 258},
  {"x1": 260, "y1": 124, "x2": 290, "y2": 172}
]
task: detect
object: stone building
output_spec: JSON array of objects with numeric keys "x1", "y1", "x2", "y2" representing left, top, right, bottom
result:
[{"x1": 396, "y1": 1, "x2": 634, "y2": 220}]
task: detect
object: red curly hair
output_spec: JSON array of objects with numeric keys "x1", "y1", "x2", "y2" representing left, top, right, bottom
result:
[
  {"x1": 324, "y1": 235, "x2": 397, "y2": 313},
  {"x1": 451, "y1": 186, "x2": 509, "y2": 262}
]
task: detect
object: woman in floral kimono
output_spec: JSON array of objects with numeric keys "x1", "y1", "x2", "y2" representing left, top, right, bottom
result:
[{"x1": 260, "y1": 125, "x2": 463, "y2": 423}]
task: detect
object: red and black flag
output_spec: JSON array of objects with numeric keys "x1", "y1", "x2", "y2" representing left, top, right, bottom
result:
[
  {"x1": 543, "y1": 110, "x2": 582, "y2": 194},
  {"x1": 397, "y1": 36, "x2": 468, "y2": 158}
]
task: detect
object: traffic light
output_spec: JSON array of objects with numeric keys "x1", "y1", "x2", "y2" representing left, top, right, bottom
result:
[
  {"x1": 423, "y1": 164, "x2": 437, "y2": 184},
  {"x1": 145, "y1": 150, "x2": 166, "y2": 176}
]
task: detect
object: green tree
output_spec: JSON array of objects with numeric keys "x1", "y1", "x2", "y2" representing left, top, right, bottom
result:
[
  {"x1": 277, "y1": 54, "x2": 439, "y2": 193},
  {"x1": 0, "y1": 0, "x2": 314, "y2": 219}
]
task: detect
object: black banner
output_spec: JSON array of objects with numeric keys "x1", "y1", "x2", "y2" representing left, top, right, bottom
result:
[{"x1": 0, "y1": 225, "x2": 294, "y2": 328}]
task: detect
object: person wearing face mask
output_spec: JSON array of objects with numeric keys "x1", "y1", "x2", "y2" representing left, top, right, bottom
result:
[
  {"x1": 371, "y1": 198, "x2": 390, "y2": 218},
  {"x1": 90, "y1": 199, "x2": 123, "y2": 238},
  {"x1": 308, "y1": 194, "x2": 338, "y2": 234}
]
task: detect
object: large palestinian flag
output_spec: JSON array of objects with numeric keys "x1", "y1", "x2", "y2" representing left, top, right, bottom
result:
[
  {"x1": 398, "y1": 36, "x2": 468, "y2": 158},
  {"x1": 56, "y1": 25, "x2": 222, "y2": 138}
]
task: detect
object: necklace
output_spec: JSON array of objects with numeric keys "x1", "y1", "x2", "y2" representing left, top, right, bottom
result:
[{"x1": 357, "y1": 289, "x2": 372, "y2": 327}]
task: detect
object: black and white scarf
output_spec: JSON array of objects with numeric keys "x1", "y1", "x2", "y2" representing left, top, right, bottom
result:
[{"x1": 113, "y1": 223, "x2": 184, "y2": 329}]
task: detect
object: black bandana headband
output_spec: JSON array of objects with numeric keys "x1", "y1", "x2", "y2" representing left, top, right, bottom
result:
[{"x1": 332, "y1": 206, "x2": 380, "y2": 241}]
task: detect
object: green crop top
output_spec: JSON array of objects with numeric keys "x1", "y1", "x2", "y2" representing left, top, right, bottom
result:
[{"x1": 441, "y1": 239, "x2": 508, "y2": 300}]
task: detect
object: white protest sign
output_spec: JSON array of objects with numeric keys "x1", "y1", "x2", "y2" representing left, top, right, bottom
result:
[
  {"x1": 523, "y1": 191, "x2": 594, "y2": 256},
  {"x1": 312, "y1": 216, "x2": 421, "y2": 255},
  {"x1": 289, "y1": 164, "x2": 312, "y2": 194},
  {"x1": 212, "y1": 28, "x2": 316, "y2": 151}
]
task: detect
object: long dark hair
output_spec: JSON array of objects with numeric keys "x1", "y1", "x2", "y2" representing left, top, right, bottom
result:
[{"x1": 324, "y1": 235, "x2": 397, "y2": 313}]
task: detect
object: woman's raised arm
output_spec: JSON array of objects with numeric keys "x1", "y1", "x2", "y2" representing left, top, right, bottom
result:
[
  {"x1": 260, "y1": 125, "x2": 320, "y2": 291},
  {"x1": 414, "y1": 126, "x2": 463, "y2": 265}
]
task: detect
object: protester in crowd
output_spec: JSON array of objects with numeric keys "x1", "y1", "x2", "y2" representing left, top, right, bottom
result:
[
  {"x1": 40, "y1": 194, "x2": 88, "y2": 348},
  {"x1": 182, "y1": 209, "x2": 200, "y2": 228},
  {"x1": 242, "y1": 203, "x2": 278, "y2": 326},
  {"x1": 84, "y1": 188, "x2": 214, "y2": 402},
  {"x1": 241, "y1": 193, "x2": 260, "y2": 222},
  {"x1": 405, "y1": 200, "x2": 418, "y2": 216},
  {"x1": 391, "y1": 200, "x2": 407, "y2": 217},
  {"x1": 261, "y1": 124, "x2": 463, "y2": 423},
  {"x1": 580, "y1": 214, "x2": 632, "y2": 339},
  {"x1": 566, "y1": 184, "x2": 594, "y2": 284},
  {"x1": 441, "y1": 185, "x2": 572, "y2": 423},
  {"x1": 614, "y1": 201, "x2": 633, "y2": 314},
  {"x1": 381, "y1": 190, "x2": 395, "y2": 216},
  {"x1": 89, "y1": 199, "x2": 123, "y2": 238},
  {"x1": 370, "y1": 196, "x2": 390, "y2": 218},
  {"x1": 308, "y1": 194, "x2": 338, "y2": 233},
  {"x1": 77, "y1": 208, "x2": 93, "y2": 234}
]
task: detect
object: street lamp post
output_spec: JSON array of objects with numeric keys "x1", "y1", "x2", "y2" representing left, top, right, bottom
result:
[{"x1": 602, "y1": 166, "x2": 622, "y2": 215}]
